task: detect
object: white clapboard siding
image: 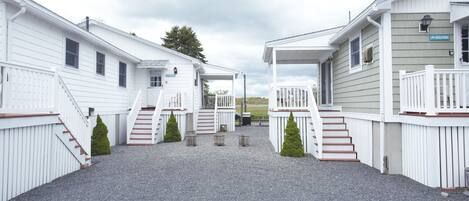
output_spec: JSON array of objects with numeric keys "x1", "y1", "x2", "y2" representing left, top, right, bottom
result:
[
  {"x1": 6, "y1": 3, "x2": 136, "y2": 115},
  {"x1": 344, "y1": 117, "x2": 373, "y2": 166},
  {"x1": 268, "y1": 112, "x2": 311, "y2": 153},
  {"x1": 216, "y1": 109, "x2": 235, "y2": 132},
  {"x1": 0, "y1": 118, "x2": 81, "y2": 201},
  {"x1": 402, "y1": 123, "x2": 469, "y2": 188},
  {"x1": 160, "y1": 111, "x2": 186, "y2": 141}
]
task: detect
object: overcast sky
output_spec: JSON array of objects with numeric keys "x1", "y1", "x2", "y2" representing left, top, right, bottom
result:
[{"x1": 36, "y1": 0, "x2": 374, "y2": 97}]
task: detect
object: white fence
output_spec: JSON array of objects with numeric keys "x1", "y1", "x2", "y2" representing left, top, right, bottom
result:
[
  {"x1": 400, "y1": 65, "x2": 469, "y2": 114},
  {"x1": 0, "y1": 116, "x2": 81, "y2": 201},
  {"x1": 402, "y1": 123, "x2": 469, "y2": 188},
  {"x1": 159, "y1": 111, "x2": 186, "y2": 141},
  {"x1": 216, "y1": 110, "x2": 235, "y2": 132}
]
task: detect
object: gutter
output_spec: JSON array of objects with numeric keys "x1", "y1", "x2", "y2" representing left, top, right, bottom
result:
[{"x1": 5, "y1": 0, "x2": 27, "y2": 62}]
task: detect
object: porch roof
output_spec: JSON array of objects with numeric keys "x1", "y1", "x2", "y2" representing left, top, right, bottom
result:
[
  {"x1": 263, "y1": 27, "x2": 343, "y2": 65},
  {"x1": 137, "y1": 60, "x2": 169, "y2": 69},
  {"x1": 200, "y1": 64, "x2": 241, "y2": 80},
  {"x1": 450, "y1": 2, "x2": 469, "y2": 22}
]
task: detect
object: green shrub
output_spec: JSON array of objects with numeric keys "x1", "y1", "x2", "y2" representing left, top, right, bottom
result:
[
  {"x1": 164, "y1": 111, "x2": 181, "y2": 142},
  {"x1": 280, "y1": 112, "x2": 304, "y2": 157},
  {"x1": 91, "y1": 115, "x2": 111, "y2": 156}
]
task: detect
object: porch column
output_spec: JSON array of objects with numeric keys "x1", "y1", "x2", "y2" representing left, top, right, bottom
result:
[
  {"x1": 272, "y1": 48, "x2": 277, "y2": 85},
  {"x1": 232, "y1": 74, "x2": 236, "y2": 108}
]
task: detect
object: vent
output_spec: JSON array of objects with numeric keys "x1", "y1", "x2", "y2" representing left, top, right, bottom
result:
[{"x1": 363, "y1": 45, "x2": 373, "y2": 64}]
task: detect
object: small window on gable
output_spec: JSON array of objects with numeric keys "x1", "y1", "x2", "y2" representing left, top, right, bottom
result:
[
  {"x1": 96, "y1": 52, "x2": 105, "y2": 76},
  {"x1": 349, "y1": 35, "x2": 362, "y2": 73},
  {"x1": 65, "y1": 38, "x2": 79, "y2": 68},
  {"x1": 119, "y1": 62, "x2": 127, "y2": 88}
]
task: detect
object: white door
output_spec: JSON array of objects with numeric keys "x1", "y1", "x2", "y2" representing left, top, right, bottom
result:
[
  {"x1": 456, "y1": 22, "x2": 469, "y2": 106},
  {"x1": 147, "y1": 69, "x2": 162, "y2": 106},
  {"x1": 320, "y1": 60, "x2": 332, "y2": 106}
]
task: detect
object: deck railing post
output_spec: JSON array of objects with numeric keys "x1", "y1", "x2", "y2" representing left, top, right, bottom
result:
[
  {"x1": 399, "y1": 70, "x2": 406, "y2": 113},
  {"x1": 425, "y1": 65, "x2": 436, "y2": 115}
]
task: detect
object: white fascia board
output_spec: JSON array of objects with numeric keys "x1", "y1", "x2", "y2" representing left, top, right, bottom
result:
[
  {"x1": 329, "y1": 0, "x2": 392, "y2": 45},
  {"x1": 12, "y1": 0, "x2": 141, "y2": 63},
  {"x1": 82, "y1": 19, "x2": 202, "y2": 66}
]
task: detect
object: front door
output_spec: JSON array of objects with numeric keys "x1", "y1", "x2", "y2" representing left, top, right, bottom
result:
[
  {"x1": 320, "y1": 60, "x2": 332, "y2": 106},
  {"x1": 456, "y1": 22, "x2": 469, "y2": 106},
  {"x1": 147, "y1": 69, "x2": 162, "y2": 106}
]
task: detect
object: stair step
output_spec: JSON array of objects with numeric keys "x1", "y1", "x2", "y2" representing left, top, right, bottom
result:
[
  {"x1": 317, "y1": 143, "x2": 354, "y2": 151},
  {"x1": 319, "y1": 158, "x2": 360, "y2": 162},
  {"x1": 321, "y1": 150, "x2": 357, "y2": 159},
  {"x1": 137, "y1": 118, "x2": 152, "y2": 120},
  {"x1": 130, "y1": 137, "x2": 152, "y2": 141},
  {"x1": 323, "y1": 129, "x2": 349, "y2": 136},
  {"x1": 321, "y1": 116, "x2": 344, "y2": 123},
  {"x1": 323, "y1": 123, "x2": 346, "y2": 130},
  {"x1": 313, "y1": 136, "x2": 351, "y2": 144}
]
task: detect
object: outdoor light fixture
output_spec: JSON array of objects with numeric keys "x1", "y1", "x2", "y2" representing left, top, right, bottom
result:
[
  {"x1": 420, "y1": 15, "x2": 433, "y2": 32},
  {"x1": 173, "y1": 67, "x2": 178, "y2": 75}
]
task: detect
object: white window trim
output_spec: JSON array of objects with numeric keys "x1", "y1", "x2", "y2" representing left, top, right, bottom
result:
[
  {"x1": 455, "y1": 22, "x2": 469, "y2": 67},
  {"x1": 348, "y1": 32, "x2": 362, "y2": 74},
  {"x1": 64, "y1": 37, "x2": 80, "y2": 69},
  {"x1": 149, "y1": 69, "x2": 163, "y2": 88}
]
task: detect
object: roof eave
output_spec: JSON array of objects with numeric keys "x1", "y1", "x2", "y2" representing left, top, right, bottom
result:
[{"x1": 329, "y1": 0, "x2": 392, "y2": 45}]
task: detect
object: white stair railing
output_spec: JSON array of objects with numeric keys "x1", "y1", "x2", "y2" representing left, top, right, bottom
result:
[
  {"x1": 56, "y1": 75, "x2": 91, "y2": 154},
  {"x1": 127, "y1": 90, "x2": 143, "y2": 143},
  {"x1": 307, "y1": 86, "x2": 323, "y2": 159},
  {"x1": 214, "y1": 94, "x2": 218, "y2": 133},
  {"x1": 152, "y1": 90, "x2": 164, "y2": 143}
]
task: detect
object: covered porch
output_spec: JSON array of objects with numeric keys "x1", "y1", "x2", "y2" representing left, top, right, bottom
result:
[{"x1": 196, "y1": 64, "x2": 240, "y2": 133}]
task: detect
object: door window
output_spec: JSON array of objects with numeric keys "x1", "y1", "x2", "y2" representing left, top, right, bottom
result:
[
  {"x1": 321, "y1": 61, "x2": 332, "y2": 105},
  {"x1": 150, "y1": 70, "x2": 162, "y2": 87}
]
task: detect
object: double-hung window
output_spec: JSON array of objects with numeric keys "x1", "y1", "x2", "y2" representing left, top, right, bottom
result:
[
  {"x1": 119, "y1": 62, "x2": 127, "y2": 87},
  {"x1": 349, "y1": 35, "x2": 362, "y2": 73},
  {"x1": 96, "y1": 52, "x2": 105, "y2": 76},
  {"x1": 65, "y1": 38, "x2": 79, "y2": 68},
  {"x1": 462, "y1": 25, "x2": 469, "y2": 63}
]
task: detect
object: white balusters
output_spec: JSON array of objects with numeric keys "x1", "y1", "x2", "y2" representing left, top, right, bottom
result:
[
  {"x1": 152, "y1": 90, "x2": 164, "y2": 143},
  {"x1": 216, "y1": 95, "x2": 234, "y2": 108},
  {"x1": 270, "y1": 83, "x2": 310, "y2": 111},
  {"x1": 400, "y1": 65, "x2": 469, "y2": 114},
  {"x1": 164, "y1": 92, "x2": 183, "y2": 110}
]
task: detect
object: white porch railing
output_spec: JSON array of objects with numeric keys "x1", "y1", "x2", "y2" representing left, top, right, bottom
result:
[
  {"x1": 214, "y1": 94, "x2": 218, "y2": 133},
  {"x1": 127, "y1": 90, "x2": 143, "y2": 143},
  {"x1": 0, "y1": 63, "x2": 55, "y2": 113},
  {"x1": 216, "y1": 95, "x2": 235, "y2": 109},
  {"x1": 152, "y1": 90, "x2": 164, "y2": 143},
  {"x1": 0, "y1": 63, "x2": 91, "y2": 154},
  {"x1": 270, "y1": 83, "x2": 310, "y2": 111},
  {"x1": 400, "y1": 65, "x2": 469, "y2": 115},
  {"x1": 164, "y1": 92, "x2": 184, "y2": 110}
]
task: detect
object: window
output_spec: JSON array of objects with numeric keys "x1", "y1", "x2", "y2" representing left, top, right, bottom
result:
[
  {"x1": 149, "y1": 70, "x2": 162, "y2": 87},
  {"x1": 65, "y1": 38, "x2": 79, "y2": 67},
  {"x1": 119, "y1": 62, "x2": 127, "y2": 87},
  {"x1": 349, "y1": 35, "x2": 362, "y2": 73},
  {"x1": 96, "y1": 52, "x2": 105, "y2": 75},
  {"x1": 462, "y1": 25, "x2": 468, "y2": 63}
]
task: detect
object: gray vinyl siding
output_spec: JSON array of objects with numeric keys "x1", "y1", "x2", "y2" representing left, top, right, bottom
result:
[
  {"x1": 391, "y1": 13, "x2": 454, "y2": 114},
  {"x1": 332, "y1": 23, "x2": 380, "y2": 114}
]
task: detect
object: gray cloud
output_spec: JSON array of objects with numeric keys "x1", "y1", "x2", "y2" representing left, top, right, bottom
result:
[{"x1": 36, "y1": 0, "x2": 374, "y2": 97}]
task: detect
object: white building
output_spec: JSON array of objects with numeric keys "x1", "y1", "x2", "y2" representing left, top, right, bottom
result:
[
  {"x1": 0, "y1": 0, "x2": 239, "y2": 200},
  {"x1": 264, "y1": 0, "x2": 469, "y2": 190}
]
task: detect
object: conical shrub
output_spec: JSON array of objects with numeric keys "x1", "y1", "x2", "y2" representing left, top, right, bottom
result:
[
  {"x1": 280, "y1": 112, "x2": 304, "y2": 157},
  {"x1": 91, "y1": 115, "x2": 111, "y2": 156},
  {"x1": 164, "y1": 111, "x2": 181, "y2": 142}
]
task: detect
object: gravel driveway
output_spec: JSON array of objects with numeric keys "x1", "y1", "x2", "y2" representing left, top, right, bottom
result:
[{"x1": 12, "y1": 126, "x2": 467, "y2": 201}]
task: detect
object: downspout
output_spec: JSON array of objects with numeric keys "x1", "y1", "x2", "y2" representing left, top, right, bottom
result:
[
  {"x1": 5, "y1": 0, "x2": 27, "y2": 61},
  {"x1": 367, "y1": 15, "x2": 387, "y2": 174}
]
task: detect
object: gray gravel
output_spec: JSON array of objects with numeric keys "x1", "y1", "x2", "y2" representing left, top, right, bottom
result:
[{"x1": 12, "y1": 127, "x2": 467, "y2": 201}]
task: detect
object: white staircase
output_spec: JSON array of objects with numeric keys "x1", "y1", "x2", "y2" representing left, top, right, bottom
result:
[
  {"x1": 197, "y1": 109, "x2": 216, "y2": 134},
  {"x1": 57, "y1": 120, "x2": 91, "y2": 168},
  {"x1": 128, "y1": 108, "x2": 161, "y2": 145},
  {"x1": 312, "y1": 111, "x2": 359, "y2": 162}
]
